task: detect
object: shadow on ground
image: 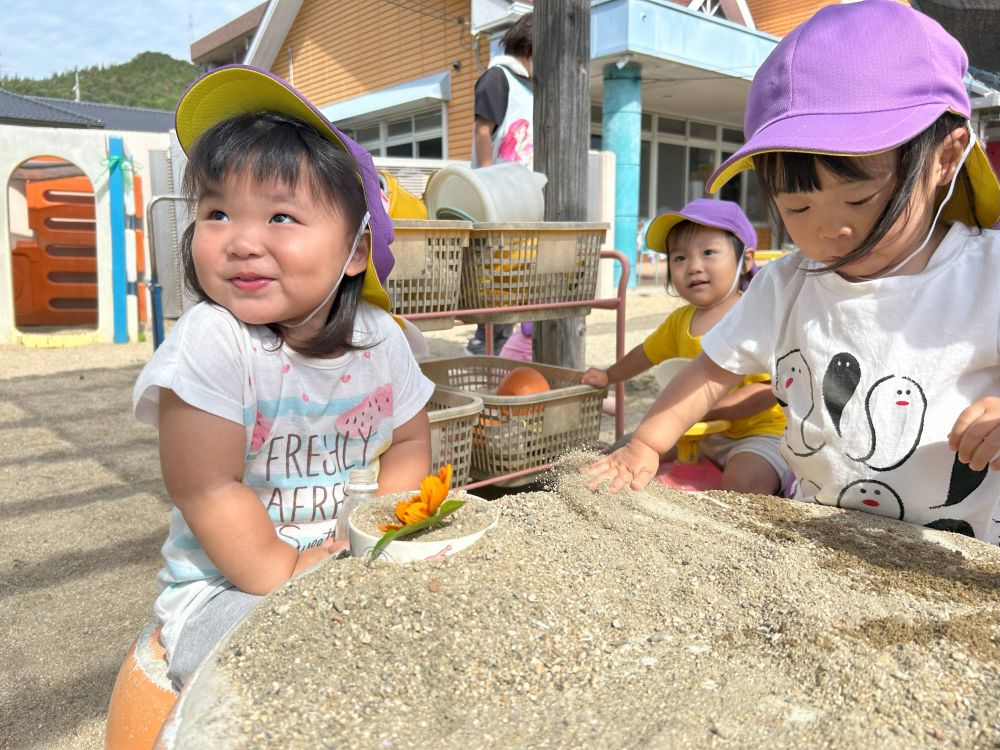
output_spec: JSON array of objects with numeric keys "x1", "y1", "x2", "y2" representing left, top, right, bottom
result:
[{"x1": 1, "y1": 365, "x2": 168, "y2": 749}]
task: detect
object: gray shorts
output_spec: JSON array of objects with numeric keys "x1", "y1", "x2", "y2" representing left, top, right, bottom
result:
[
  {"x1": 166, "y1": 585, "x2": 261, "y2": 691},
  {"x1": 699, "y1": 433, "x2": 794, "y2": 493}
]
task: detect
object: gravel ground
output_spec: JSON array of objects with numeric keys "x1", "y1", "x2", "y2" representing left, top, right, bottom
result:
[
  {"x1": 0, "y1": 278, "x2": 671, "y2": 750},
  {"x1": 167, "y1": 454, "x2": 1000, "y2": 749}
]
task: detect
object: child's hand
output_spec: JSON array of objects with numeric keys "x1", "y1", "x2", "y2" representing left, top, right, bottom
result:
[
  {"x1": 949, "y1": 397, "x2": 1000, "y2": 471},
  {"x1": 292, "y1": 539, "x2": 349, "y2": 577},
  {"x1": 580, "y1": 439, "x2": 660, "y2": 493},
  {"x1": 581, "y1": 368, "x2": 609, "y2": 388}
]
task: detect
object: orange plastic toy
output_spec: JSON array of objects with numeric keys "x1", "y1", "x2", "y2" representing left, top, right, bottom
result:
[
  {"x1": 105, "y1": 622, "x2": 178, "y2": 750},
  {"x1": 496, "y1": 366, "x2": 549, "y2": 396},
  {"x1": 12, "y1": 174, "x2": 98, "y2": 326}
]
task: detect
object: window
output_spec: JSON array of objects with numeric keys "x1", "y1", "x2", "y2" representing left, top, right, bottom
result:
[
  {"x1": 689, "y1": 121, "x2": 717, "y2": 141},
  {"x1": 656, "y1": 142, "x2": 685, "y2": 213},
  {"x1": 639, "y1": 139, "x2": 650, "y2": 221},
  {"x1": 344, "y1": 107, "x2": 445, "y2": 159},
  {"x1": 722, "y1": 127, "x2": 744, "y2": 145},
  {"x1": 719, "y1": 151, "x2": 741, "y2": 206},
  {"x1": 593, "y1": 110, "x2": 762, "y2": 230},
  {"x1": 687, "y1": 147, "x2": 716, "y2": 201},
  {"x1": 657, "y1": 117, "x2": 685, "y2": 136}
]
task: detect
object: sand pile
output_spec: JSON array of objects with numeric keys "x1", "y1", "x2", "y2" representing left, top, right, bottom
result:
[{"x1": 168, "y1": 453, "x2": 1000, "y2": 749}]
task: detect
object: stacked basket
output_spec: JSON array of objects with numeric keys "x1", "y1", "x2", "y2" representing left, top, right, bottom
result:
[
  {"x1": 425, "y1": 386, "x2": 483, "y2": 487},
  {"x1": 389, "y1": 219, "x2": 610, "y2": 486},
  {"x1": 459, "y1": 222, "x2": 607, "y2": 322},
  {"x1": 386, "y1": 220, "x2": 472, "y2": 331},
  {"x1": 388, "y1": 220, "x2": 608, "y2": 327},
  {"x1": 421, "y1": 356, "x2": 607, "y2": 484}
]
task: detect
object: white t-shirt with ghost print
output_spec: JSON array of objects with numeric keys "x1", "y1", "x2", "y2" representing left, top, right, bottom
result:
[
  {"x1": 702, "y1": 222, "x2": 1000, "y2": 545},
  {"x1": 133, "y1": 300, "x2": 434, "y2": 658}
]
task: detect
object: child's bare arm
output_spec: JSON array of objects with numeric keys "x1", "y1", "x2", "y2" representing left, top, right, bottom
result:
[
  {"x1": 581, "y1": 345, "x2": 654, "y2": 387},
  {"x1": 583, "y1": 353, "x2": 742, "y2": 492},
  {"x1": 376, "y1": 409, "x2": 432, "y2": 494},
  {"x1": 704, "y1": 381, "x2": 777, "y2": 421},
  {"x1": 158, "y1": 390, "x2": 333, "y2": 596}
]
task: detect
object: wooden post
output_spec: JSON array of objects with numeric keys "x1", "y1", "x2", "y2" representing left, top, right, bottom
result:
[{"x1": 532, "y1": 0, "x2": 591, "y2": 369}]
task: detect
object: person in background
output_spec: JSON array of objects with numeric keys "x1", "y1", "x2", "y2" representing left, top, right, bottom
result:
[
  {"x1": 584, "y1": 2, "x2": 1000, "y2": 546},
  {"x1": 582, "y1": 199, "x2": 789, "y2": 495},
  {"x1": 466, "y1": 12, "x2": 534, "y2": 356}
]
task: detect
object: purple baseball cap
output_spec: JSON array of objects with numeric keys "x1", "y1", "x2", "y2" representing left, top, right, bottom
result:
[
  {"x1": 174, "y1": 64, "x2": 395, "y2": 312},
  {"x1": 707, "y1": 0, "x2": 1000, "y2": 227},
  {"x1": 646, "y1": 199, "x2": 757, "y2": 253}
]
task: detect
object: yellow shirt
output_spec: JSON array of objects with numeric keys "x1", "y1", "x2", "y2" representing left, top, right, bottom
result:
[{"x1": 642, "y1": 304, "x2": 786, "y2": 439}]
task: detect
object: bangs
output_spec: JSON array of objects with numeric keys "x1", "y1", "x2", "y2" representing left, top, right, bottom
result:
[
  {"x1": 755, "y1": 151, "x2": 878, "y2": 197},
  {"x1": 182, "y1": 112, "x2": 362, "y2": 216},
  {"x1": 666, "y1": 221, "x2": 743, "y2": 257}
]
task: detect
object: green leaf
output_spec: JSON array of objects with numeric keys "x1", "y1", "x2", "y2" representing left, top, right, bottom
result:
[{"x1": 368, "y1": 500, "x2": 467, "y2": 562}]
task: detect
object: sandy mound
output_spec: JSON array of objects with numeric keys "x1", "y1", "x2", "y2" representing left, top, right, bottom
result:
[{"x1": 169, "y1": 453, "x2": 1000, "y2": 749}]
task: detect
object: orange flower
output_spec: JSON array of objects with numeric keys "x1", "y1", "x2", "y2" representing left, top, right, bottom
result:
[{"x1": 378, "y1": 464, "x2": 453, "y2": 532}]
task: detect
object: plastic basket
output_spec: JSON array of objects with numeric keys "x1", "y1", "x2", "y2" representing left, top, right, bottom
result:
[
  {"x1": 426, "y1": 386, "x2": 484, "y2": 487},
  {"x1": 459, "y1": 222, "x2": 608, "y2": 324},
  {"x1": 387, "y1": 220, "x2": 472, "y2": 331},
  {"x1": 420, "y1": 356, "x2": 607, "y2": 484}
]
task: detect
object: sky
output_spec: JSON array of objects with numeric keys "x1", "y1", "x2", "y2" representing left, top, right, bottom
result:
[{"x1": 1, "y1": 0, "x2": 265, "y2": 80}]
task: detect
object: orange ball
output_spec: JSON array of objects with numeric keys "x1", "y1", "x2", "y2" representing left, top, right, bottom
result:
[{"x1": 496, "y1": 366, "x2": 550, "y2": 396}]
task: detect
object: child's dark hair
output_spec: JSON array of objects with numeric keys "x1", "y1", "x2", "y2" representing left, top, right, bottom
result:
[
  {"x1": 664, "y1": 221, "x2": 754, "y2": 294},
  {"x1": 755, "y1": 112, "x2": 978, "y2": 275},
  {"x1": 501, "y1": 13, "x2": 532, "y2": 59},
  {"x1": 179, "y1": 112, "x2": 369, "y2": 357}
]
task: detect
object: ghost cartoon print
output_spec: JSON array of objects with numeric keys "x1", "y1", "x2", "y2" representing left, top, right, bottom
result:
[
  {"x1": 931, "y1": 453, "x2": 988, "y2": 510},
  {"x1": 822, "y1": 353, "x2": 861, "y2": 437},
  {"x1": 847, "y1": 375, "x2": 926, "y2": 472},
  {"x1": 774, "y1": 350, "x2": 825, "y2": 457},
  {"x1": 833, "y1": 478, "x2": 904, "y2": 520}
]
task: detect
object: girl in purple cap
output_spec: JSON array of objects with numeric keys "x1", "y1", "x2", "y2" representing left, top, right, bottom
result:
[
  {"x1": 585, "y1": 1, "x2": 1000, "y2": 545},
  {"x1": 133, "y1": 66, "x2": 434, "y2": 688},
  {"x1": 581, "y1": 199, "x2": 790, "y2": 495}
]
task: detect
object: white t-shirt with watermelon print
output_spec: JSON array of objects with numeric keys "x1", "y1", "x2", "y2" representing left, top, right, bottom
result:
[{"x1": 133, "y1": 300, "x2": 434, "y2": 659}]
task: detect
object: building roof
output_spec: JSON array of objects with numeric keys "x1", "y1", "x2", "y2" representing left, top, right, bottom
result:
[
  {"x1": 29, "y1": 96, "x2": 174, "y2": 132},
  {"x1": 0, "y1": 88, "x2": 174, "y2": 132},
  {"x1": 191, "y1": 2, "x2": 268, "y2": 67},
  {"x1": 0, "y1": 89, "x2": 101, "y2": 128}
]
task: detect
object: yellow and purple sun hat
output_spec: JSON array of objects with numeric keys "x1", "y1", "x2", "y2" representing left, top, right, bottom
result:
[
  {"x1": 646, "y1": 198, "x2": 757, "y2": 254},
  {"x1": 174, "y1": 64, "x2": 395, "y2": 312},
  {"x1": 708, "y1": 0, "x2": 1000, "y2": 228}
]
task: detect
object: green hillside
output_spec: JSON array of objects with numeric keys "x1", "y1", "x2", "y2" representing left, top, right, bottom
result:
[{"x1": 0, "y1": 52, "x2": 198, "y2": 111}]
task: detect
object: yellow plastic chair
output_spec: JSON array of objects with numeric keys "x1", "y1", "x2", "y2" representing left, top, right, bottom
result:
[
  {"x1": 653, "y1": 359, "x2": 731, "y2": 490},
  {"x1": 377, "y1": 170, "x2": 428, "y2": 219}
]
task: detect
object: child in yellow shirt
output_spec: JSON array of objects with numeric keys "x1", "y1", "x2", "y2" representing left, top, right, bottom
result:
[{"x1": 582, "y1": 199, "x2": 789, "y2": 495}]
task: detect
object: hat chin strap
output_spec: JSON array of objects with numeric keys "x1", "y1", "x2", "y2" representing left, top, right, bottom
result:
[
  {"x1": 693, "y1": 249, "x2": 746, "y2": 310},
  {"x1": 285, "y1": 211, "x2": 371, "y2": 329},
  {"x1": 856, "y1": 126, "x2": 976, "y2": 281}
]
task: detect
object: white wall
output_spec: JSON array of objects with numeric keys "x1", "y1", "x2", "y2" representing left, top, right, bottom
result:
[{"x1": 0, "y1": 124, "x2": 170, "y2": 343}]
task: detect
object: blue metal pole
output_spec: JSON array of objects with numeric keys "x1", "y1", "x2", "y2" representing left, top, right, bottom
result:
[
  {"x1": 602, "y1": 62, "x2": 642, "y2": 289},
  {"x1": 108, "y1": 136, "x2": 128, "y2": 343}
]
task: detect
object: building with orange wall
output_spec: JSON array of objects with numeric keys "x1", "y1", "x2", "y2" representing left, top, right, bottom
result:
[{"x1": 197, "y1": 0, "x2": 986, "y2": 254}]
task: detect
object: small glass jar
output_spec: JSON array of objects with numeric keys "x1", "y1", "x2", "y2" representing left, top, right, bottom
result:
[{"x1": 335, "y1": 467, "x2": 379, "y2": 544}]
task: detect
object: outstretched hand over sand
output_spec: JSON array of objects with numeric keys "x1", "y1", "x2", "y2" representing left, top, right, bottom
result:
[{"x1": 581, "y1": 439, "x2": 660, "y2": 493}]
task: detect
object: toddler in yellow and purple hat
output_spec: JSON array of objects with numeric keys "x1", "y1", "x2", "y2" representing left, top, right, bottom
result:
[
  {"x1": 583, "y1": 198, "x2": 790, "y2": 496},
  {"x1": 132, "y1": 65, "x2": 435, "y2": 689}
]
